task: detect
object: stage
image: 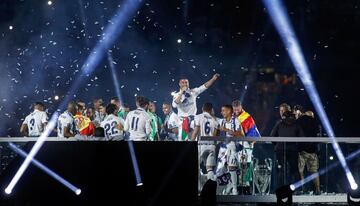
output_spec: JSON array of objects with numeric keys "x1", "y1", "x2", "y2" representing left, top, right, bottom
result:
[
  {"x1": 0, "y1": 138, "x2": 358, "y2": 205},
  {"x1": 218, "y1": 194, "x2": 347, "y2": 205}
]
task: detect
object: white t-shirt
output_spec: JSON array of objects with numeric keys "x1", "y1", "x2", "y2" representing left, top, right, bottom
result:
[
  {"x1": 23, "y1": 109, "x2": 48, "y2": 137},
  {"x1": 94, "y1": 110, "x2": 105, "y2": 125},
  {"x1": 124, "y1": 108, "x2": 152, "y2": 141},
  {"x1": 219, "y1": 117, "x2": 242, "y2": 137},
  {"x1": 57, "y1": 111, "x2": 75, "y2": 138},
  {"x1": 219, "y1": 117, "x2": 251, "y2": 160},
  {"x1": 165, "y1": 112, "x2": 180, "y2": 130},
  {"x1": 172, "y1": 85, "x2": 207, "y2": 117},
  {"x1": 100, "y1": 114, "x2": 125, "y2": 140},
  {"x1": 164, "y1": 111, "x2": 180, "y2": 139},
  {"x1": 194, "y1": 112, "x2": 219, "y2": 137}
]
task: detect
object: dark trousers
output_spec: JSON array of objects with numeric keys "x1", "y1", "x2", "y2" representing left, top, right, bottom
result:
[{"x1": 274, "y1": 150, "x2": 299, "y2": 188}]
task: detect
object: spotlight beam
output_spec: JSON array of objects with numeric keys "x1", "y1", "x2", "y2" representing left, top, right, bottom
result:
[
  {"x1": 263, "y1": 0, "x2": 357, "y2": 190},
  {"x1": 127, "y1": 140, "x2": 143, "y2": 186},
  {"x1": 292, "y1": 148, "x2": 360, "y2": 190},
  {"x1": 107, "y1": 51, "x2": 123, "y2": 102},
  {"x1": 7, "y1": 143, "x2": 81, "y2": 195},
  {"x1": 80, "y1": 0, "x2": 142, "y2": 186},
  {"x1": 5, "y1": 0, "x2": 143, "y2": 194},
  {"x1": 108, "y1": 52, "x2": 143, "y2": 186},
  {"x1": 5, "y1": 114, "x2": 58, "y2": 195},
  {"x1": 78, "y1": 0, "x2": 123, "y2": 102}
]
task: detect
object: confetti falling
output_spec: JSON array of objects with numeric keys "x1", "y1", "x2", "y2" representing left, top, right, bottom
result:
[{"x1": 0, "y1": 0, "x2": 357, "y2": 137}]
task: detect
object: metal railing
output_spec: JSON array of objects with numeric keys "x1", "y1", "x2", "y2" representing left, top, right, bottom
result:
[
  {"x1": 197, "y1": 136, "x2": 360, "y2": 197},
  {"x1": 199, "y1": 136, "x2": 360, "y2": 143}
]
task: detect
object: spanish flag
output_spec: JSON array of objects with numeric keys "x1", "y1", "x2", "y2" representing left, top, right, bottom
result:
[
  {"x1": 238, "y1": 111, "x2": 261, "y2": 138},
  {"x1": 74, "y1": 113, "x2": 95, "y2": 136}
]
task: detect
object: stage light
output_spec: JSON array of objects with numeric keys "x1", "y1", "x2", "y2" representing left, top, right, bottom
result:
[
  {"x1": 7, "y1": 142, "x2": 81, "y2": 195},
  {"x1": 275, "y1": 184, "x2": 294, "y2": 205},
  {"x1": 75, "y1": 189, "x2": 82, "y2": 195},
  {"x1": 352, "y1": 183, "x2": 359, "y2": 190},
  {"x1": 6, "y1": 0, "x2": 143, "y2": 194},
  {"x1": 263, "y1": 0, "x2": 357, "y2": 190},
  {"x1": 290, "y1": 184, "x2": 295, "y2": 191},
  {"x1": 348, "y1": 187, "x2": 360, "y2": 205},
  {"x1": 4, "y1": 188, "x2": 11, "y2": 195},
  {"x1": 5, "y1": 113, "x2": 59, "y2": 194},
  {"x1": 177, "y1": 39, "x2": 182, "y2": 43},
  {"x1": 9, "y1": 26, "x2": 13, "y2": 30},
  {"x1": 329, "y1": 156, "x2": 334, "y2": 160},
  {"x1": 47, "y1": 1, "x2": 52, "y2": 5},
  {"x1": 136, "y1": 183, "x2": 143, "y2": 187},
  {"x1": 54, "y1": 95, "x2": 59, "y2": 100}
]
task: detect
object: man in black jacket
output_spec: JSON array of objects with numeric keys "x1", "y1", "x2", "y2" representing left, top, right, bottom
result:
[
  {"x1": 294, "y1": 105, "x2": 321, "y2": 195},
  {"x1": 271, "y1": 108, "x2": 304, "y2": 188}
]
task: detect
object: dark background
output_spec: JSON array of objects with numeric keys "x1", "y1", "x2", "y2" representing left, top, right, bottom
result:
[
  {"x1": 0, "y1": 142, "x2": 198, "y2": 205},
  {"x1": 0, "y1": 0, "x2": 359, "y2": 136}
]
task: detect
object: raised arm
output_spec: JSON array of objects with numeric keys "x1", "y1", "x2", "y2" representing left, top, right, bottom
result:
[
  {"x1": 173, "y1": 87, "x2": 187, "y2": 105},
  {"x1": 20, "y1": 123, "x2": 28, "y2": 136},
  {"x1": 203, "y1": 73, "x2": 220, "y2": 88}
]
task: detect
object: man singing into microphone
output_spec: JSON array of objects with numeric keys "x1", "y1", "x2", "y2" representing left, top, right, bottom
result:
[{"x1": 172, "y1": 73, "x2": 220, "y2": 141}]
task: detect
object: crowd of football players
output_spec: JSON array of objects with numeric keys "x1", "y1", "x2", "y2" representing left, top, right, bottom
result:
[{"x1": 19, "y1": 73, "x2": 321, "y2": 195}]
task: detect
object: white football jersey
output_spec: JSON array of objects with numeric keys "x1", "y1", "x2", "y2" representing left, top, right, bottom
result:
[
  {"x1": 194, "y1": 112, "x2": 219, "y2": 137},
  {"x1": 57, "y1": 111, "x2": 76, "y2": 138},
  {"x1": 172, "y1": 85, "x2": 207, "y2": 117},
  {"x1": 94, "y1": 111, "x2": 105, "y2": 124},
  {"x1": 124, "y1": 108, "x2": 152, "y2": 141},
  {"x1": 163, "y1": 111, "x2": 180, "y2": 140},
  {"x1": 165, "y1": 112, "x2": 180, "y2": 130},
  {"x1": 23, "y1": 109, "x2": 48, "y2": 137},
  {"x1": 219, "y1": 117, "x2": 242, "y2": 137},
  {"x1": 100, "y1": 114, "x2": 125, "y2": 140}
]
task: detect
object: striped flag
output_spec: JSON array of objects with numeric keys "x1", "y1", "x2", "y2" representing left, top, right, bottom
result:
[{"x1": 238, "y1": 111, "x2": 261, "y2": 138}]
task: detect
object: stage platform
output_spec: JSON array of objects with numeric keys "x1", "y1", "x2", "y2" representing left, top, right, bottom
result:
[
  {"x1": 0, "y1": 137, "x2": 358, "y2": 205},
  {"x1": 217, "y1": 194, "x2": 347, "y2": 204}
]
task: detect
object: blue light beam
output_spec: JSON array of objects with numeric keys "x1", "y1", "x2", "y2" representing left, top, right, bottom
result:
[
  {"x1": 107, "y1": 51, "x2": 123, "y2": 102},
  {"x1": 263, "y1": 0, "x2": 358, "y2": 190},
  {"x1": 5, "y1": 0, "x2": 143, "y2": 194},
  {"x1": 292, "y1": 148, "x2": 360, "y2": 190},
  {"x1": 5, "y1": 113, "x2": 58, "y2": 195},
  {"x1": 79, "y1": 0, "x2": 141, "y2": 187},
  {"x1": 7, "y1": 143, "x2": 81, "y2": 195},
  {"x1": 127, "y1": 140, "x2": 143, "y2": 186},
  {"x1": 62, "y1": 0, "x2": 143, "y2": 110}
]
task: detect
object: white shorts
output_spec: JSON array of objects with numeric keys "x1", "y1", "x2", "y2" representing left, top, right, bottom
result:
[{"x1": 199, "y1": 143, "x2": 216, "y2": 167}]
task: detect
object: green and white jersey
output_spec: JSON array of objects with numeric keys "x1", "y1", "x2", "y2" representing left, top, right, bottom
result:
[{"x1": 148, "y1": 112, "x2": 160, "y2": 141}]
